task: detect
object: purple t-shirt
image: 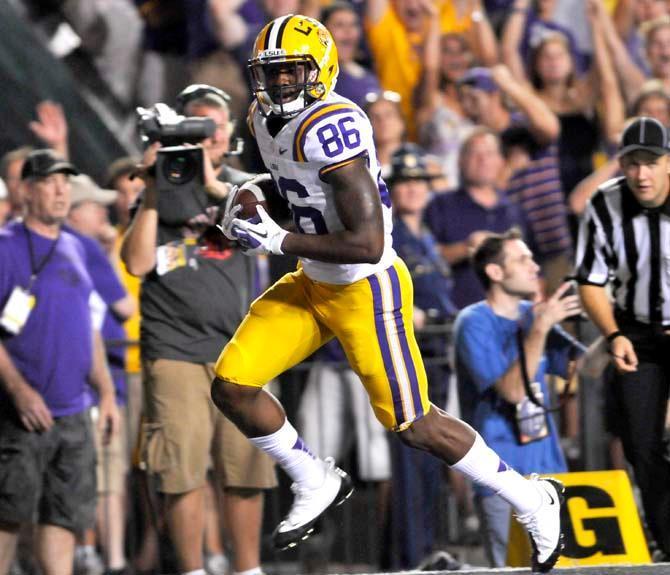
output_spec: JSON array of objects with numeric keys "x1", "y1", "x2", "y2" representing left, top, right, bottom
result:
[
  {"x1": 424, "y1": 189, "x2": 527, "y2": 309},
  {"x1": 335, "y1": 67, "x2": 380, "y2": 109},
  {"x1": 65, "y1": 226, "x2": 128, "y2": 405},
  {"x1": 0, "y1": 221, "x2": 94, "y2": 416}
]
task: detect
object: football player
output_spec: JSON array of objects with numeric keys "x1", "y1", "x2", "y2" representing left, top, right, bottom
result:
[{"x1": 213, "y1": 14, "x2": 564, "y2": 572}]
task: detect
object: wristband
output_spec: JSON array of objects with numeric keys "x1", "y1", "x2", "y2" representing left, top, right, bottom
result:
[{"x1": 606, "y1": 330, "x2": 623, "y2": 343}]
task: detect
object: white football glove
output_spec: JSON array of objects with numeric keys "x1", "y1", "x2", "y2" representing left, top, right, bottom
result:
[
  {"x1": 229, "y1": 205, "x2": 288, "y2": 256},
  {"x1": 218, "y1": 185, "x2": 241, "y2": 241}
]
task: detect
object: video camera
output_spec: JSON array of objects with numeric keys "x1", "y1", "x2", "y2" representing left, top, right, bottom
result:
[
  {"x1": 136, "y1": 103, "x2": 219, "y2": 225},
  {"x1": 137, "y1": 103, "x2": 215, "y2": 186}
]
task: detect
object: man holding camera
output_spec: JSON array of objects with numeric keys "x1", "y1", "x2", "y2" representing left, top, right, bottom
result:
[
  {"x1": 454, "y1": 229, "x2": 584, "y2": 567},
  {"x1": 121, "y1": 85, "x2": 276, "y2": 575}
]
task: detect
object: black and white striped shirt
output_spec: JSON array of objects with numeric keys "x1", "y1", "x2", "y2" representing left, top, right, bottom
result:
[{"x1": 575, "y1": 176, "x2": 670, "y2": 326}]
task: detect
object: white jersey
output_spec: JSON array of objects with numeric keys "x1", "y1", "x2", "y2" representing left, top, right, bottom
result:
[{"x1": 250, "y1": 92, "x2": 396, "y2": 284}]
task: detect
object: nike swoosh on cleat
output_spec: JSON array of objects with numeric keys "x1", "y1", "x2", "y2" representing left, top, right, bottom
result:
[{"x1": 279, "y1": 148, "x2": 288, "y2": 154}]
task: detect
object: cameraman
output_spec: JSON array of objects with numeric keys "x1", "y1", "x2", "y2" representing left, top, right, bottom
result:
[{"x1": 121, "y1": 85, "x2": 276, "y2": 575}]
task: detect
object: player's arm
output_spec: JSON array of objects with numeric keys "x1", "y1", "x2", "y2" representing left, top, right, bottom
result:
[{"x1": 281, "y1": 156, "x2": 384, "y2": 264}]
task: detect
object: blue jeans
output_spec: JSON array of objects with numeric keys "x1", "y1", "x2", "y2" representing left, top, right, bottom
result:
[{"x1": 475, "y1": 494, "x2": 512, "y2": 567}]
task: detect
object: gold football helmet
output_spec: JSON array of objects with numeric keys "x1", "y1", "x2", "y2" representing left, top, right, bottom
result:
[{"x1": 248, "y1": 14, "x2": 339, "y2": 117}]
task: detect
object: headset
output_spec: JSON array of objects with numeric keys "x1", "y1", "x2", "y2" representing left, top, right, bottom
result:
[{"x1": 175, "y1": 84, "x2": 244, "y2": 157}]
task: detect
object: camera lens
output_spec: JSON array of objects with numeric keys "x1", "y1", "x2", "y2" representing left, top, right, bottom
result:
[{"x1": 162, "y1": 154, "x2": 196, "y2": 185}]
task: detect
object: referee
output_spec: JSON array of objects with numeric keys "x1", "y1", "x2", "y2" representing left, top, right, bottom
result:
[{"x1": 575, "y1": 116, "x2": 670, "y2": 560}]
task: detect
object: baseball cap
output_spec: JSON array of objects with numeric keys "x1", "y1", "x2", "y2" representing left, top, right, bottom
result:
[
  {"x1": 457, "y1": 67, "x2": 498, "y2": 93},
  {"x1": 387, "y1": 144, "x2": 439, "y2": 184},
  {"x1": 618, "y1": 116, "x2": 670, "y2": 157},
  {"x1": 69, "y1": 174, "x2": 118, "y2": 207},
  {"x1": 21, "y1": 149, "x2": 79, "y2": 180},
  {"x1": 104, "y1": 156, "x2": 139, "y2": 188}
]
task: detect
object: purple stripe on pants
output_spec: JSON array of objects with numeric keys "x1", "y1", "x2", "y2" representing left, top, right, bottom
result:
[
  {"x1": 387, "y1": 265, "x2": 424, "y2": 419},
  {"x1": 367, "y1": 272, "x2": 405, "y2": 425}
]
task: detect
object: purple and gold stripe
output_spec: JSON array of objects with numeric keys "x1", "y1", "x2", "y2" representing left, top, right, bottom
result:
[
  {"x1": 367, "y1": 264, "x2": 424, "y2": 428},
  {"x1": 368, "y1": 273, "x2": 406, "y2": 425},
  {"x1": 292, "y1": 103, "x2": 364, "y2": 162},
  {"x1": 387, "y1": 265, "x2": 423, "y2": 414}
]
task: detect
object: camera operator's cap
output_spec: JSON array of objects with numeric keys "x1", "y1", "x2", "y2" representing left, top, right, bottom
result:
[
  {"x1": 69, "y1": 174, "x2": 118, "y2": 207},
  {"x1": 387, "y1": 143, "x2": 440, "y2": 184},
  {"x1": 619, "y1": 116, "x2": 670, "y2": 157},
  {"x1": 21, "y1": 149, "x2": 79, "y2": 180},
  {"x1": 175, "y1": 84, "x2": 231, "y2": 114},
  {"x1": 104, "y1": 156, "x2": 140, "y2": 188},
  {"x1": 457, "y1": 67, "x2": 498, "y2": 93}
]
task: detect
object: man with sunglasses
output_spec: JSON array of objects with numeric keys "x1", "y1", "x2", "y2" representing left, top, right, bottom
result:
[{"x1": 121, "y1": 84, "x2": 276, "y2": 575}]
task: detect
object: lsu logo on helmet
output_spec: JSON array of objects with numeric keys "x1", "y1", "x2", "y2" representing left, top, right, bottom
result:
[{"x1": 248, "y1": 15, "x2": 339, "y2": 118}]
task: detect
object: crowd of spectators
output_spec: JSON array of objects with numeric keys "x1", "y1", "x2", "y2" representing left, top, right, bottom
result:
[{"x1": 2, "y1": 0, "x2": 670, "y2": 573}]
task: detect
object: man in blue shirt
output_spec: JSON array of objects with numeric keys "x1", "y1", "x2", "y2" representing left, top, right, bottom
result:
[{"x1": 454, "y1": 228, "x2": 584, "y2": 567}]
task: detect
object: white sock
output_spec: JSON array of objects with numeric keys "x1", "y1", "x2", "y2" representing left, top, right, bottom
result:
[
  {"x1": 451, "y1": 433, "x2": 542, "y2": 516},
  {"x1": 182, "y1": 570, "x2": 206, "y2": 575},
  {"x1": 249, "y1": 418, "x2": 326, "y2": 489},
  {"x1": 233, "y1": 568, "x2": 264, "y2": 575}
]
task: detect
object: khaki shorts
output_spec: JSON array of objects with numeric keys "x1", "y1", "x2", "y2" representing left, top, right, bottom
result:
[
  {"x1": 92, "y1": 406, "x2": 129, "y2": 495},
  {"x1": 140, "y1": 359, "x2": 277, "y2": 494}
]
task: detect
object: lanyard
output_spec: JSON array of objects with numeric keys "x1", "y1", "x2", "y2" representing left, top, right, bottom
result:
[
  {"x1": 24, "y1": 223, "x2": 60, "y2": 292},
  {"x1": 516, "y1": 325, "x2": 577, "y2": 415}
]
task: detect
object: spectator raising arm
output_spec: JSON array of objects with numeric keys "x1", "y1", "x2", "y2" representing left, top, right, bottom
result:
[
  {"x1": 568, "y1": 156, "x2": 619, "y2": 216},
  {"x1": 415, "y1": 0, "x2": 442, "y2": 115},
  {"x1": 490, "y1": 64, "x2": 560, "y2": 144},
  {"x1": 28, "y1": 101, "x2": 69, "y2": 160},
  {"x1": 208, "y1": 0, "x2": 248, "y2": 49},
  {"x1": 464, "y1": 0, "x2": 498, "y2": 66},
  {"x1": 501, "y1": 0, "x2": 531, "y2": 83},
  {"x1": 593, "y1": 0, "x2": 646, "y2": 104},
  {"x1": 366, "y1": 0, "x2": 389, "y2": 27},
  {"x1": 587, "y1": 0, "x2": 625, "y2": 146}
]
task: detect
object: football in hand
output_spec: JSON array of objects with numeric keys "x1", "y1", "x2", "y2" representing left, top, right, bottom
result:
[{"x1": 228, "y1": 173, "x2": 276, "y2": 219}]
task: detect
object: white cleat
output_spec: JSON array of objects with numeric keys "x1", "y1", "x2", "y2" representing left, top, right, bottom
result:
[
  {"x1": 273, "y1": 457, "x2": 354, "y2": 551},
  {"x1": 515, "y1": 475, "x2": 565, "y2": 574}
]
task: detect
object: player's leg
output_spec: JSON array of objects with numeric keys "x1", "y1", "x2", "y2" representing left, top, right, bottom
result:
[
  {"x1": 211, "y1": 270, "x2": 352, "y2": 550},
  {"x1": 331, "y1": 259, "x2": 564, "y2": 573},
  {"x1": 212, "y1": 270, "x2": 332, "y2": 434}
]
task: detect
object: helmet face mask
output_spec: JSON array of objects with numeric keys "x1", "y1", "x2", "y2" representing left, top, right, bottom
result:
[
  {"x1": 249, "y1": 56, "x2": 323, "y2": 117},
  {"x1": 248, "y1": 15, "x2": 339, "y2": 118}
]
